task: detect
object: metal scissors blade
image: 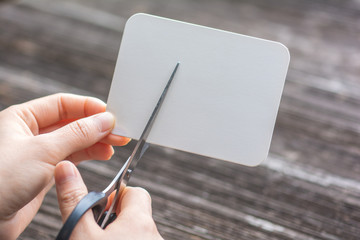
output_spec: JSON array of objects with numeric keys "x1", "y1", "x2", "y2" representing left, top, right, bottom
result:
[
  {"x1": 100, "y1": 62, "x2": 180, "y2": 227},
  {"x1": 56, "y1": 62, "x2": 180, "y2": 240},
  {"x1": 125, "y1": 61, "x2": 180, "y2": 181}
]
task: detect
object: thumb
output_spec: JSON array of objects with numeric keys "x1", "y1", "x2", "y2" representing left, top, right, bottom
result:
[
  {"x1": 55, "y1": 161, "x2": 101, "y2": 239},
  {"x1": 54, "y1": 161, "x2": 90, "y2": 221},
  {"x1": 42, "y1": 112, "x2": 115, "y2": 163}
]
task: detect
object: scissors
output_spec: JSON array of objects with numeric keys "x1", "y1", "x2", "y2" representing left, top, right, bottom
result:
[{"x1": 56, "y1": 62, "x2": 180, "y2": 240}]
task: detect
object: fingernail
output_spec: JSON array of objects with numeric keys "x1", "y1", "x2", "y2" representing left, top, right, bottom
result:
[
  {"x1": 94, "y1": 112, "x2": 115, "y2": 132},
  {"x1": 119, "y1": 137, "x2": 132, "y2": 146},
  {"x1": 56, "y1": 161, "x2": 77, "y2": 185}
]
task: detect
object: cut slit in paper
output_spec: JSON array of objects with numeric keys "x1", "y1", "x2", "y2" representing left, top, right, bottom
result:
[{"x1": 106, "y1": 13, "x2": 290, "y2": 166}]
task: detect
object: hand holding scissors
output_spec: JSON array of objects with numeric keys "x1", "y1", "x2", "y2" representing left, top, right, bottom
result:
[{"x1": 56, "y1": 62, "x2": 180, "y2": 240}]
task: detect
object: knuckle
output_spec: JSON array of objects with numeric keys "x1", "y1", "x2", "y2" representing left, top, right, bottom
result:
[
  {"x1": 60, "y1": 187, "x2": 85, "y2": 207},
  {"x1": 1, "y1": 105, "x2": 21, "y2": 123},
  {"x1": 54, "y1": 92, "x2": 72, "y2": 100},
  {"x1": 132, "y1": 187, "x2": 152, "y2": 203},
  {"x1": 56, "y1": 93, "x2": 67, "y2": 120},
  {"x1": 5, "y1": 105, "x2": 19, "y2": 114},
  {"x1": 69, "y1": 120, "x2": 92, "y2": 142}
]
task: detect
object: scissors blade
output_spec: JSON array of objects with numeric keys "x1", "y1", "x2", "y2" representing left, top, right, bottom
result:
[
  {"x1": 100, "y1": 62, "x2": 180, "y2": 228},
  {"x1": 126, "y1": 62, "x2": 180, "y2": 177},
  {"x1": 138, "y1": 62, "x2": 180, "y2": 141}
]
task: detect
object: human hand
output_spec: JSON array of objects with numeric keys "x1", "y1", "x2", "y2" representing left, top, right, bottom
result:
[
  {"x1": 0, "y1": 93, "x2": 130, "y2": 239},
  {"x1": 55, "y1": 161, "x2": 163, "y2": 240}
]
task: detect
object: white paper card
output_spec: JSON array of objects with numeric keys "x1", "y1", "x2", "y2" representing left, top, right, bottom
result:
[{"x1": 107, "y1": 13, "x2": 290, "y2": 166}]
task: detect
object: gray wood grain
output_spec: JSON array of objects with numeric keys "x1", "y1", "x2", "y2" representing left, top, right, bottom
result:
[{"x1": 0, "y1": 0, "x2": 359, "y2": 239}]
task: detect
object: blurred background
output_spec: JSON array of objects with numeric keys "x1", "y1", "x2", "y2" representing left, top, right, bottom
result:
[{"x1": 1, "y1": 0, "x2": 360, "y2": 239}]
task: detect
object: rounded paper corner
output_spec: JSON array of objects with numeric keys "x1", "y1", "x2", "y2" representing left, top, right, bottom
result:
[
  {"x1": 274, "y1": 41, "x2": 291, "y2": 64},
  {"x1": 125, "y1": 13, "x2": 151, "y2": 27},
  {"x1": 222, "y1": 154, "x2": 265, "y2": 167},
  {"x1": 240, "y1": 160, "x2": 262, "y2": 167},
  {"x1": 243, "y1": 153, "x2": 268, "y2": 167}
]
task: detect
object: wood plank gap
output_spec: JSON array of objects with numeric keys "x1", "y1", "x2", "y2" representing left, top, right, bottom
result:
[
  {"x1": 264, "y1": 155, "x2": 360, "y2": 195},
  {"x1": 0, "y1": 65, "x2": 103, "y2": 100},
  {"x1": 18, "y1": 0, "x2": 126, "y2": 32}
]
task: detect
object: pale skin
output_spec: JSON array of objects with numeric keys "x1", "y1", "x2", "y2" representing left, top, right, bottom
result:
[{"x1": 0, "y1": 93, "x2": 163, "y2": 240}]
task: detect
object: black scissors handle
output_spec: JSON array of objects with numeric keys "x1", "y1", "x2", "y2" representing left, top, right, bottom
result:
[{"x1": 56, "y1": 191, "x2": 106, "y2": 240}]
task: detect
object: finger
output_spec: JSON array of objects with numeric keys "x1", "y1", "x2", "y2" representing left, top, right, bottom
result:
[
  {"x1": 119, "y1": 187, "x2": 152, "y2": 215},
  {"x1": 67, "y1": 143, "x2": 114, "y2": 163},
  {"x1": 19, "y1": 93, "x2": 107, "y2": 130},
  {"x1": 114, "y1": 187, "x2": 152, "y2": 223},
  {"x1": 106, "y1": 187, "x2": 158, "y2": 236},
  {"x1": 105, "y1": 191, "x2": 117, "y2": 211},
  {"x1": 55, "y1": 161, "x2": 101, "y2": 239},
  {"x1": 55, "y1": 161, "x2": 89, "y2": 221},
  {"x1": 100, "y1": 134, "x2": 131, "y2": 146},
  {"x1": 41, "y1": 122, "x2": 131, "y2": 147},
  {"x1": 54, "y1": 162, "x2": 84, "y2": 219},
  {"x1": 39, "y1": 119, "x2": 75, "y2": 134},
  {"x1": 37, "y1": 112, "x2": 115, "y2": 164}
]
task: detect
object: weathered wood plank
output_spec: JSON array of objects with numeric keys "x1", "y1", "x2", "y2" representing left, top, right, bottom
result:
[
  {"x1": 0, "y1": 0, "x2": 359, "y2": 239},
  {"x1": 2, "y1": 0, "x2": 359, "y2": 180}
]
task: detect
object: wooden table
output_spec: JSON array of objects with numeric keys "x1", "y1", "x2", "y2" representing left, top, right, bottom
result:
[{"x1": 0, "y1": 0, "x2": 360, "y2": 239}]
